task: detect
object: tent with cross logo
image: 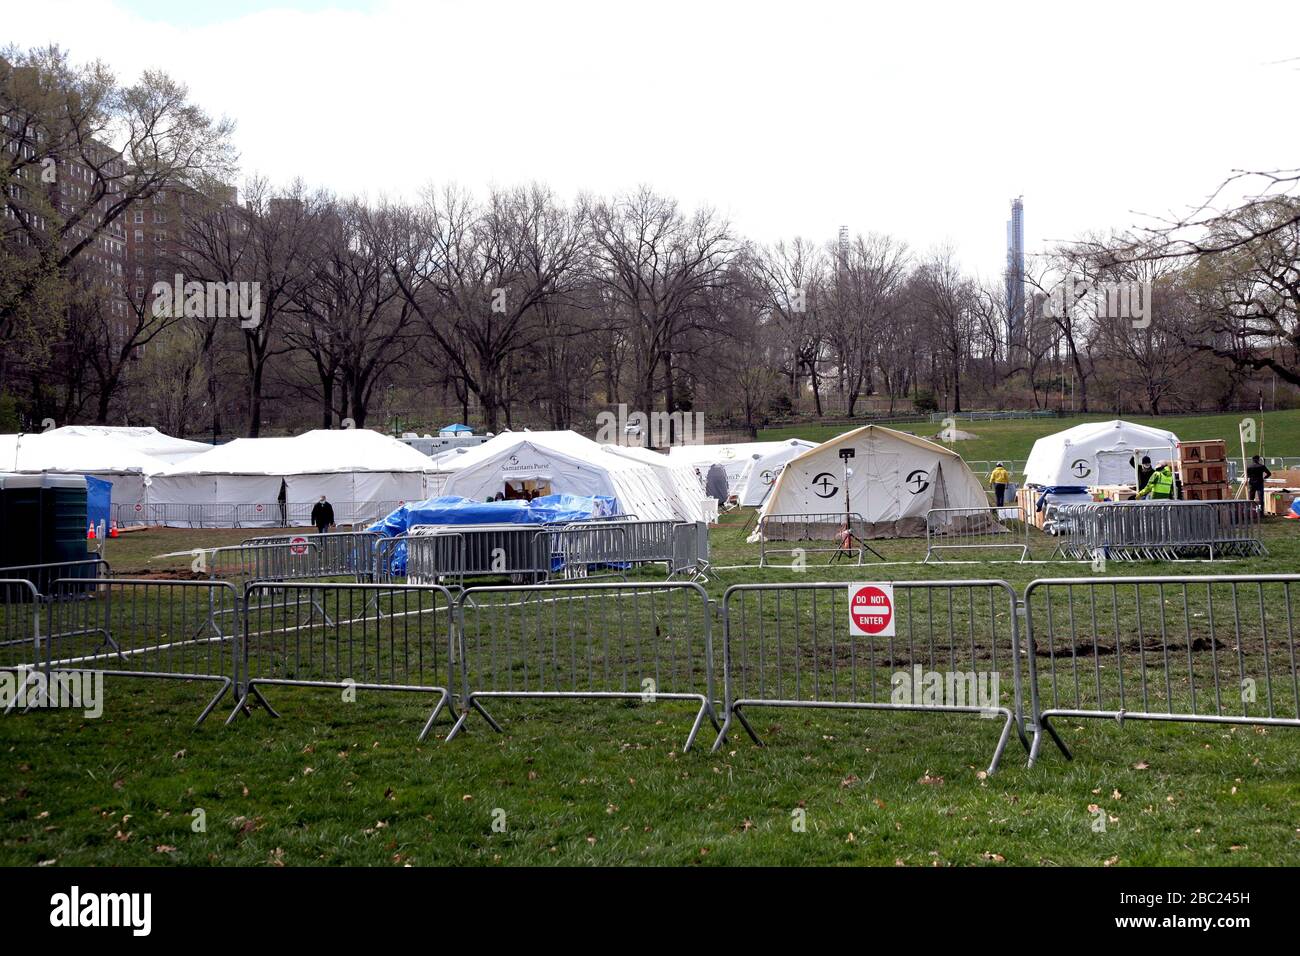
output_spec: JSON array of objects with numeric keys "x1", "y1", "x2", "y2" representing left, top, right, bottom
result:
[
  {"x1": 735, "y1": 439, "x2": 820, "y2": 507},
  {"x1": 749, "y1": 425, "x2": 991, "y2": 540},
  {"x1": 1021, "y1": 420, "x2": 1180, "y2": 489}
]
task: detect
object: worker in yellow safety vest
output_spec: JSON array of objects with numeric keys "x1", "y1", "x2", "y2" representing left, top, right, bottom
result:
[
  {"x1": 1136, "y1": 463, "x2": 1175, "y2": 499},
  {"x1": 989, "y1": 462, "x2": 1011, "y2": 507}
]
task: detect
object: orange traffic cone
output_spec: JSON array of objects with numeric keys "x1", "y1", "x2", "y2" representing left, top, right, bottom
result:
[
  {"x1": 109, "y1": 520, "x2": 119, "y2": 538},
  {"x1": 87, "y1": 522, "x2": 95, "y2": 540}
]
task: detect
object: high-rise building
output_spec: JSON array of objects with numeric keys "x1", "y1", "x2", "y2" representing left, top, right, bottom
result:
[{"x1": 1005, "y1": 196, "x2": 1025, "y2": 354}]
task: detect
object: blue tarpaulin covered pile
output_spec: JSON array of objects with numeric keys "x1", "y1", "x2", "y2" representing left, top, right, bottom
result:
[{"x1": 368, "y1": 494, "x2": 618, "y2": 574}]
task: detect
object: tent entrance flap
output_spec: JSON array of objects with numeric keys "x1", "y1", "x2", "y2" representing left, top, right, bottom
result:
[
  {"x1": 504, "y1": 476, "x2": 553, "y2": 500},
  {"x1": 856, "y1": 452, "x2": 899, "y2": 522}
]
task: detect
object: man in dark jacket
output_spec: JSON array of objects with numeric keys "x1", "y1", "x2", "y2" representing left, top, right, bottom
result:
[
  {"x1": 310, "y1": 495, "x2": 335, "y2": 534},
  {"x1": 1130, "y1": 455, "x2": 1155, "y2": 492},
  {"x1": 1246, "y1": 456, "x2": 1272, "y2": 515}
]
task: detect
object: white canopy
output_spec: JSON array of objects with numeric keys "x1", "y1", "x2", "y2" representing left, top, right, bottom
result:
[
  {"x1": 1022, "y1": 420, "x2": 1180, "y2": 487},
  {"x1": 148, "y1": 429, "x2": 434, "y2": 526},
  {"x1": 601, "y1": 444, "x2": 716, "y2": 523},
  {"x1": 47, "y1": 425, "x2": 212, "y2": 465},
  {"x1": 752, "y1": 425, "x2": 991, "y2": 539},
  {"x1": 734, "y1": 439, "x2": 820, "y2": 507},
  {"x1": 667, "y1": 439, "x2": 817, "y2": 493},
  {"x1": 0, "y1": 430, "x2": 167, "y2": 509},
  {"x1": 431, "y1": 430, "x2": 699, "y2": 522}
]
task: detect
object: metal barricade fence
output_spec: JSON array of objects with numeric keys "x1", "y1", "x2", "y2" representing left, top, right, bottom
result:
[
  {"x1": 202, "y1": 541, "x2": 323, "y2": 584},
  {"x1": 0, "y1": 557, "x2": 110, "y2": 595},
  {"x1": 40, "y1": 578, "x2": 240, "y2": 724},
  {"x1": 534, "y1": 523, "x2": 631, "y2": 580},
  {"x1": 408, "y1": 524, "x2": 550, "y2": 582},
  {"x1": 239, "y1": 531, "x2": 379, "y2": 582},
  {"x1": 446, "y1": 582, "x2": 719, "y2": 751},
  {"x1": 0, "y1": 579, "x2": 43, "y2": 713},
  {"x1": 1023, "y1": 575, "x2": 1300, "y2": 766},
  {"x1": 715, "y1": 581, "x2": 1025, "y2": 774},
  {"x1": 924, "y1": 506, "x2": 1029, "y2": 563},
  {"x1": 405, "y1": 531, "x2": 466, "y2": 588},
  {"x1": 758, "y1": 512, "x2": 870, "y2": 566},
  {"x1": 532, "y1": 519, "x2": 703, "y2": 581},
  {"x1": 113, "y1": 500, "x2": 408, "y2": 529},
  {"x1": 671, "y1": 521, "x2": 710, "y2": 581},
  {"x1": 1052, "y1": 500, "x2": 1265, "y2": 561},
  {"x1": 235, "y1": 581, "x2": 456, "y2": 740}
]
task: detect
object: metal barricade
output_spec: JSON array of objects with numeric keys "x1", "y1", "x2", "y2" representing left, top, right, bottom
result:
[
  {"x1": 447, "y1": 582, "x2": 719, "y2": 751},
  {"x1": 757, "y1": 512, "x2": 871, "y2": 566},
  {"x1": 40, "y1": 578, "x2": 240, "y2": 724},
  {"x1": 532, "y1": 519, "x2": 703, "y2": 581},
  {"x1": 1052, "y1": 500, "x2": 1265, "y2": 562},
  {"x1": 407, "y1": 524, "x2": 551, "y2": 582},
  {"x1": 924, "y1": 506, "x2": 1029, "y2": 563},
  {"x1": 239, "y1": 531, "x2": 379, "y2": 581},
  {"x1": 0, "y1": 557, "x2": 110, "y2": 595},
  {"x1": 234, "y1": 581, "x2": 456, "y2": 741},
  {"x1": 202, "y1": 541, "x2": 324, "y2": 584},
  {"x1": 534, "y1": 523, "x2": 632, "y2": 580},
  {"x1": 1024, "y1": 575, "x2": 1300, "y2": 766},
  {"x1": 405, "y1": 531, "x2": 467, "y2": 588},
  {"x1": 0, "y1": 579, "x2": 43, "y2": 714},
  {"x1": 715, "y1": 581, "x2": 1025, "y2": 774}
]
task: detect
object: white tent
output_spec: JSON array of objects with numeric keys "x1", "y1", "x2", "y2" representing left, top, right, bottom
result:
[
  {"x1": 47, "y1": 425, "x2": 212, "y2": 465},
  {"x1": 431, "y1": 431, "x2": 696, "y2": 522},
  {"x1": 751, "y1": 425, "x2": 992, "y2": 539},
  {"x1": 1022, "y1": 420, "x2": 1180, "y2": 487},
  {"x1": 667, "y1": 439, "x2": 817, "y2": 494},
  {"x1": 148, "y1": 429, "x2": 434, "y2": 526},
  {"x1": 601, "y1": 443, "x2": 716, "y2": 523},
  {"x1": 0, "y1": 430, "x2": 166, "y2": 510},
  {"x1": 734, "y1": 439, "x2": 820, "y2": 507}
]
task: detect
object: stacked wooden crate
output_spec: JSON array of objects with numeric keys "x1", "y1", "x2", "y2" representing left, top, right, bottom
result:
[{"x1": 1175, "y1": 440, "x2": 1230, "y2": 500}]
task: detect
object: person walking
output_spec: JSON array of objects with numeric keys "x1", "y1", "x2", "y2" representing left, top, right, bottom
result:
[
  {"x1": 310, "y1": 495, "x2": 335, "y2": 535},
  {"x1": 1135, "y1": 462, "x2": 1175, "y2": 500},
  {"x1": 1246, "y1": 455, "x2": 1272, "y2": 515},
  {"x1": 989, "y1": 462, "x2": 1011, "y2": 507}
]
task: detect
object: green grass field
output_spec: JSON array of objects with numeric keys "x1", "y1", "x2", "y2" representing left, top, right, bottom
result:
[
  {"x1": 3, "y1": 505, "x2": 1300, "y2": 867},
  {"x1": 760, "y1": 408, "x2": 1300, "y2": 472}
]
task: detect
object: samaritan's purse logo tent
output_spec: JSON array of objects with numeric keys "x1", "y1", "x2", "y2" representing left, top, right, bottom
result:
[{"x1": 749, "y1": 425, "x2": 992, "y2": 540}]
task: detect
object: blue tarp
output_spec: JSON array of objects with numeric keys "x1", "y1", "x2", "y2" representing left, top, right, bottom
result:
[
  {"x1": 368, "y1": 494, "x2": 618, "y2": 575},
  {"x1": 439, "y1": 423, "x2": 473, "y2": 434},
  {"x1": 85, "y1": 475, "x2": 112, "y2": 532}
]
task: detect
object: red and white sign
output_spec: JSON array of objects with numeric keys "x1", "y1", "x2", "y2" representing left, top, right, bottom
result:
[
  {"x1": 848, "y1": 583, "x2": 894, "y2": 636},
  {"x1": 255, "y1": 503, "x2": 265, "y2": 513},
  {"x1": 288, "y1": 535, "x2": 309, "y2": 556},
  {"x1": 134, "y1": 503, "x2": 143, "y2": 513}
]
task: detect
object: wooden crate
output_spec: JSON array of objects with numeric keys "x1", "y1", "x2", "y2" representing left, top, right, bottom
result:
[
  {"x1": 1178, "y1": 461, "x2": 1228, "y2": 484},
  {"x1": 1183, "y1": 482, "x2": 1230, "y2": 501},
  {"x1": 1177, "y1": 439, "x2": 1227, "y2": 463},
  {"x1": 1266, "y1": 491, "x2": 1296, "y2": 516}
]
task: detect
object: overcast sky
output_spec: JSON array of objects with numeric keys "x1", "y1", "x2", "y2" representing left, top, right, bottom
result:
[{"x1": 10, "y1": 0, "x2": 1299, "y2": 280}]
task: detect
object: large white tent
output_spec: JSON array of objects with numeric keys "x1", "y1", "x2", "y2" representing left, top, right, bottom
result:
[
  {"x1": 430, "y1": 431, "x2": 702, "y2": 522},
  {"x1": 47, "y1": 425, "x2": 212, "y2": 465},
  {"x1": 734, "y1": 439, "x2": 820, "y2": 507},
  {"x1": 148, "y1": 429, "x2": 435, "y2": 526},
  {"x1": 1022, "y1": 420, "x2": 1180, "y2": 488},
  {"x1": 0, "y1": 430, "x2": 166, "y2": 510},
  {"x1": 751, "y1": 425, "x2": 992, "y2": 539},
  {"x1": 601, "y1": 443, "x2": 716, "y2": 523},
  {"x1": 667, "y1": 439, "x2": 817, "y2": 494}
]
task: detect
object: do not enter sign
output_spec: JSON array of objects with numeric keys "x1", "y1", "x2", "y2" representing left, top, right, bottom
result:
[
  {"x1": 289, "y1": 535, "x2": 309, "y2": 556},
  {"x1": 848, "y1": 583, "x2": 894, "y2": 637}
]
